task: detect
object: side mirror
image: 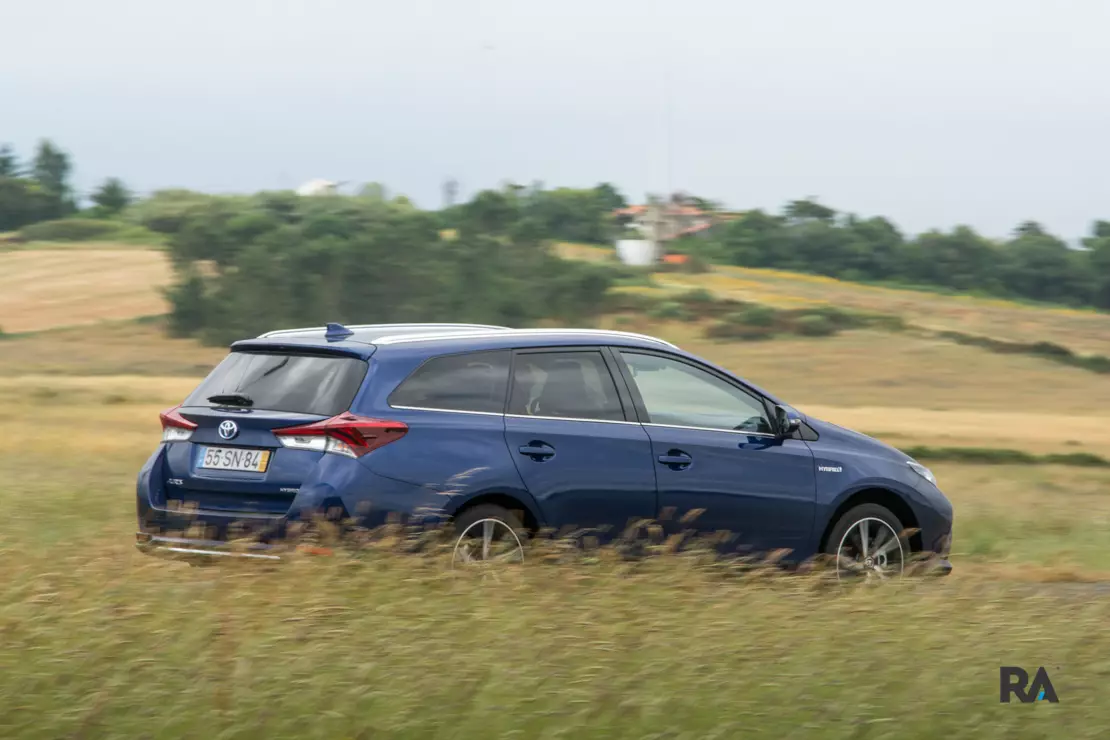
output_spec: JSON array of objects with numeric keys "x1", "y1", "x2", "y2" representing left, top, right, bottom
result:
[{"x1": 775, "y1": 405, "x2": 801, "y2": 438}]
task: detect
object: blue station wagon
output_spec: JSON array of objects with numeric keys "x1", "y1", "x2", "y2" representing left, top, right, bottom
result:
[{"x1": 136, "y1": 323, "x2": 953, "y2": 578}]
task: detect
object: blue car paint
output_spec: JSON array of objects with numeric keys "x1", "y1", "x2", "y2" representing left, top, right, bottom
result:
[{"x1": 136, "y1": 328, "x2": 954, "y2": 564}]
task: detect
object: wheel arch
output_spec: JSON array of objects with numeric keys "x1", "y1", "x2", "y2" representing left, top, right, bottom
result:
[
  {"x1": 447, "y1": 490, "x2": 543, "y2": 534},
  {"x1": 818, "y1": 486, "x2": 923, "y2": 553}
]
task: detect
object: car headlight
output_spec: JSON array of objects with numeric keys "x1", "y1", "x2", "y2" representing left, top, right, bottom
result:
[{"x1": 907, "y1": 460, "x2": 936, "y2": 486}]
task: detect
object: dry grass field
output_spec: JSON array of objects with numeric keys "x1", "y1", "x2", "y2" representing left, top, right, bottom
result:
[
  {"x1": 0, "y1": 248, "x2": 171, "y2": 333},
  {"x1": 4, "y1": 244, "x2": 1110, "y2": 735},
  {"x1": 2, "y1": 380, "x2": 1110, "y2": 737},
  {"x1": 557, "y1": 242, "x2": 1110, "y2": 355}
]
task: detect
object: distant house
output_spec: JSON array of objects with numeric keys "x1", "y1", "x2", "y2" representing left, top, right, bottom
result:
[
  {"x1": 295, "y1": 179, "x2": 340, "y2": 196},
  {"x1": 613, "y1": 194, "x2": 741, "y2": 264}
]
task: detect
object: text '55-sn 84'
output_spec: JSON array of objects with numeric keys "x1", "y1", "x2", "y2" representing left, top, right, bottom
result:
[{"x1": 136, "y1": 322, "x2": 953, "y2": 577}]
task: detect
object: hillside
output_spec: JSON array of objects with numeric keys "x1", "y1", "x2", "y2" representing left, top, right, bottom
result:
[
  {"x1": 559, "y1": 242, "x2": 1110, "y2": 356},
  {"x1": 0, "y1": 247, "x2": 171, "y2": 333}
]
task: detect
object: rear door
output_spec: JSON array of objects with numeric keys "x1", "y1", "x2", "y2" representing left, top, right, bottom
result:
[
  {"x1": 503, "y1": 348, "x2": 656, "y2": 537},
  {"x1": 612, "y1": 349, "x2": 816, "y2": 554},
  {"x1": 161, "y1": 350, "x2": 367, "y2": 517}
]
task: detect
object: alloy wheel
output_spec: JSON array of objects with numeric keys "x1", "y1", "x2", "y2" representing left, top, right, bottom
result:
[
  {"x1": 835, "y1": 517, "x2": 904, "y2": 581},
  {"x1": 451, "y1": 518, "x2": 525, "y2": 570}
]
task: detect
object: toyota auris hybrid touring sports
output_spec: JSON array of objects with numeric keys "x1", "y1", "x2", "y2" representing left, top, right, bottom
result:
[{"x1": 136, "y1": 323, "x2": 953, "y2": 577}]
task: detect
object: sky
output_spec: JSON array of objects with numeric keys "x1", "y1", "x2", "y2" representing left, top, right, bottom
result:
[{"x1": 4, "y1": 0, "x2": 1109, "y2": 240}]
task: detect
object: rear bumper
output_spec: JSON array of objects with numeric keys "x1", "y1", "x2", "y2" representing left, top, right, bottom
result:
[{"x1": 136, "y1": 532, "x2": 285, "y2": 561}]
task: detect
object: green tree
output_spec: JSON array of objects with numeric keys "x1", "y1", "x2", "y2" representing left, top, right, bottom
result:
[
  {"x1": 90, "y1": 177, "x2": 133, "y2": 215},
  {"x1": 0, "y1": 178, "x2": 55, "y2": 231},
  {"x1": 358, "y1": 182, "x2": 388, "y2": 202},
  {"x1": 0, "y1": 145, "x2": 18, "y2": 177},
  {"x1": 592, "y1": 182, "x2": 627, "y2": 212},
  {"x1": 1002, "y1": 229, "x2": 1091, "y2": 305},
  {"x1": 902, "y1": 227, "x2": 998, "y2": 292},
  {"x1": 783, "y1": 198, "x2": 836, "y2": 223},
  {"x1": 30, "y1": 139, "x2": 75, "y2": 217},
  {"x1": 1081, "y1": 222, "x2": 1110, "y2": 310}
]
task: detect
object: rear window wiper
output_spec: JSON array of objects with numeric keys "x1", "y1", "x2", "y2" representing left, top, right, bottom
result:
[{"x1": 207, "y1": 393, "x2": 254, "y2": 407}]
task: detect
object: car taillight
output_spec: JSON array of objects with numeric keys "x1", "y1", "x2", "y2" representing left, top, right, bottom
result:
[
  {"x1": 159, "y1": 405, "x2": 197, "y2": 443},
  {"x1": 273, "y1": 412, "x2": 407, "y2": 459}
]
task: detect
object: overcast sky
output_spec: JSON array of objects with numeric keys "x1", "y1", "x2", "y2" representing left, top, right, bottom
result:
[{"x1": 4, "y1": 0, "x2": 1109, "y2": 239}]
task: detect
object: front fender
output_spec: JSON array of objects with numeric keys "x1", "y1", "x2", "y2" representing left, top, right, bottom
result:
[{"x1": 816, "y1": 475, "x2": 934, "y2": 542}]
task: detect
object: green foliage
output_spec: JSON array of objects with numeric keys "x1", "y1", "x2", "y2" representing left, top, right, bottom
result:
[
  {"x1": 936, "y1": 330, "x2": 1110, "y2": 375},
  {"x1": 17, "y1": 217, "x2": 160, "y2": 244},
  {"x1": 0, "y1": 177, "x2": 57, "y2": 231},
  {"x1": 647, "y1": 301, "x2": 691, "y2": 321},
  {"x1": 793, "y1": 314, "x2": 837, "y2": 337},
  {"x1": 89, "y1": 177, "x2": 133, "y2": 216},
  {"x1": 441, "y1": 183, "x2": 627, "y2": 245},
  {"x1": 901, "y1": 445, "x2": 1110, "y2": 467},
  {"x1": 704, "y1": 310, "x2": 778, "y2": 340},
  {"x1": 156, "y1": 194, "x2": 615, "y2": 345},
  {"x1": 736, "y1": 305, "x2": 777, "y2": 327},
  {"x1": 19, "y1": 218, "x2": 121, "y2": 242},
  {"x1": 0, "y1": 139, "x2": 76, "y2": 230},
  {"x1": 671, "y1": 287, "x2": 721, "y2": 318},
  {"x1": 704, "y1": 205, "x2": 1110, "y2": 311},
  {"x1": 0, "y1": 145, "x2": 18, "y2": 177}
]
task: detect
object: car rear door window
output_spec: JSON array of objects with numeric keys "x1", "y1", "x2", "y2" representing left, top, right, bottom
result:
[
  {"x1": 184, "y1": 351, "x2": 367, "y2": 416},
  {"x1": 619, "y1": 351, "x2": 773, "y2": 434},
  {"x1": 389, "y1": 350, "x2": 510, "y2": 413},
  {"x1": 508, "y1": 351, "x2": 625, "y2": 421}
]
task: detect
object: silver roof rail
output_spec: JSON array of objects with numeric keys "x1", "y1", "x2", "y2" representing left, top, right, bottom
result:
[
  {"x1": 258, "y1": 323, "x2": 510, "y2": 339},
  {"x1": 373, "y1": 328, "x2": 679, "y2": 349}
]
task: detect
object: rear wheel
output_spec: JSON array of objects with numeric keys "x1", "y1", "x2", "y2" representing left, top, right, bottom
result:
[
  {"x1": 825, "y1": 504, "x2": 907, "y2": 581},
  {"x1": 451, "y1": 504, "x2": 526, "y2": 570}
]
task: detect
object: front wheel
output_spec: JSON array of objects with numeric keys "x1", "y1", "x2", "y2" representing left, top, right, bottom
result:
[{"x1": 825, "y1": 504, "x2": 907, "y2": 581}]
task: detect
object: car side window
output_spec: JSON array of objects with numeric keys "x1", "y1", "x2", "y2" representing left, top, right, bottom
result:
[
  {"x1": 389, "y1": 350, "x2": 510, "y2": 413},
  {"x1": 508, "y1": 351, "x2": 625, "y2": 422},
  {"x1": 619, "y1": 351, "x2": 773, "y2": 434}
]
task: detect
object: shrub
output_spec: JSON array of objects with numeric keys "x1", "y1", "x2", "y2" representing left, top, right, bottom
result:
[
  {"x1": 704, "y1": 318, "x2": 776, "y2": 341},
  {"x1": 647, "y1": 301, "x2": 691, "y2": 321},
  {"x1": 793, "y1": 315, "x2": 838, "y2": 337},
  {"x1": 605, "y1": 291, "x2": 659, "y2": 313},
  {"x1": 19, "y1": 218, "x2": 120, "y2": 241},
  {"x1": 674, "y1": 288, "x2": 720, "y2": 318},
  {"x1": 1028, "y1": 341, "x2": 1074, "y2": 360},
  {"x1": 735, "y1": 305, "x2": 777, "y2": 327},
  {"x1": 676, "y1": 288, "x2": 714, "y2": 305},
  {"x1": 1076, "y1": 355, "x2": 1110, "y2": 374}
]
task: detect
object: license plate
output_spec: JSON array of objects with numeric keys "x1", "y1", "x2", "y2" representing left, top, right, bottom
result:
[{"x1": 199, "y1": 446, "x2": 271, "y2": 473}]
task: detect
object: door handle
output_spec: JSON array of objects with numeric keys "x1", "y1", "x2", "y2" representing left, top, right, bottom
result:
[
  {"x1": 657, "y1": 450, "x2": 693, "y2": 469},
  {"x1": 518, "y1": 442, "x2": 555, "y2": 461}
]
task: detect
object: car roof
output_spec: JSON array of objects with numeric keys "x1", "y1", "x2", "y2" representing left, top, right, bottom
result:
[
  {"x1": 228, "y1": 323, "x2": 783, "y2": 405},
  {"x1": 229, "y1": 323, "x2": 677, "y2": 359},
  {"x1": 258, "y1": 323, "x2": 509, "y2": 342},
  {"x1": 371, "y1": 327, "x2": 679, "y2": 351}
]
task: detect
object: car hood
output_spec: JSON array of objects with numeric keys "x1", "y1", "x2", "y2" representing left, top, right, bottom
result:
[{"x1": 804, "y1": 415, "x2": 913, "y2": 463}]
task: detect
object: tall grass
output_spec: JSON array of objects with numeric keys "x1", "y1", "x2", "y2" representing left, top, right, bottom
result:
[{"x1": 2, "y1": 546, "x2": 1108, "y2": 739}]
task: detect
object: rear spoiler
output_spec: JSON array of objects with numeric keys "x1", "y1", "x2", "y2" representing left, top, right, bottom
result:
[{"x1": 228, "y1": 339, "x2": 376, "y2": 359}]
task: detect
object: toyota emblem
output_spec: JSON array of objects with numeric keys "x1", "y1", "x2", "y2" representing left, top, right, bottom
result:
[{"x1": 218, "y1": 420, "x2": 239, "y2": 440}]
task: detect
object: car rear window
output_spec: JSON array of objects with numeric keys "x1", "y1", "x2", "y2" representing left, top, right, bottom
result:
[
  {"x1": 184, "y1": 351, "x2": 367, "y2": 416},
  {"x1": 389, "y1": 350, "x2": 510, "y2": 414}
]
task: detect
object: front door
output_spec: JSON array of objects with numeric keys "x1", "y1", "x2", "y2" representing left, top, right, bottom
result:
[
  {"x1": 613, "y1": 349, "x2": 816, "y2": 555},
  {"x1": 503, "y1": 348, "x2": 657, "y2": 539}
]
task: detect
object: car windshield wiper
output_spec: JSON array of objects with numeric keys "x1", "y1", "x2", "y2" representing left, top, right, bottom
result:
[{"x1": 207, "y1": 393, "x2": 254, "y2": 407}]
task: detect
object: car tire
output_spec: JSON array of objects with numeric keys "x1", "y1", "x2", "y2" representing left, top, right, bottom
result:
[
  {"x1": 451, "y1": 503, "x2": 527, "y2": 567},
  {"x1": 824, "y1": 503, "x2": 908, "y2": 581}
]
